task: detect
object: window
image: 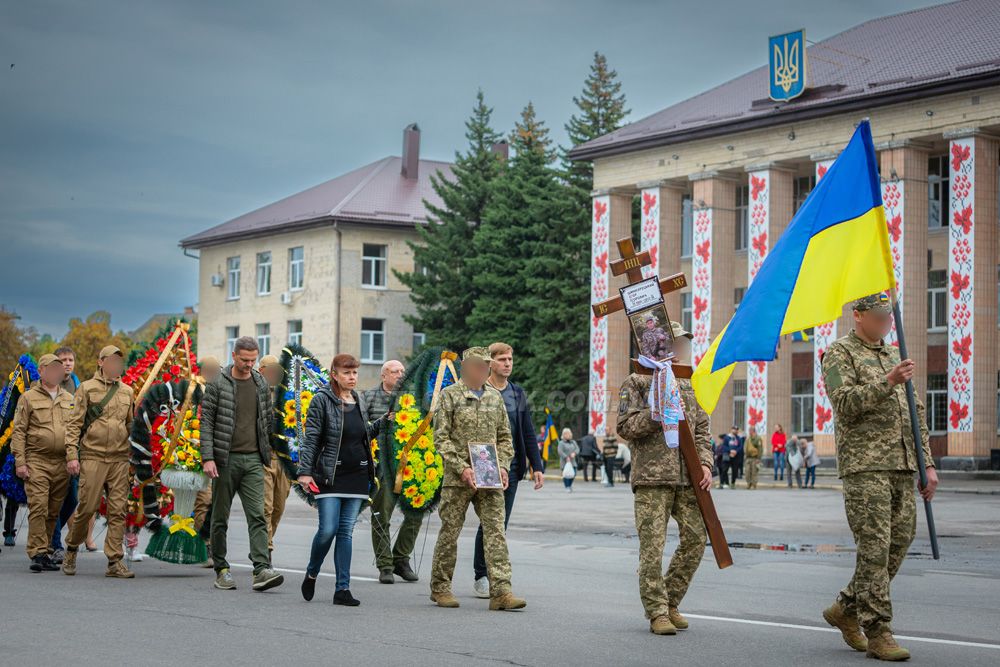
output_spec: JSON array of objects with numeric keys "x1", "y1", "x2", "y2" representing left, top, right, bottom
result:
[
  {"x1": 287, "y1": 319, "x2": 302, "y2": 346},
  {"x1": 256, "y1": 323, "x2": 270, "y2": 356},
  {"x1": 226, "y1": 257, "x2": 241, "y2": 300},
  {"x1": 288, "y1": 246, "x2": 304, "y2": 290},
  {"x1": 681, "y1": 292, "x2": 693, "y2": 334},
  {"x1": 256, "y1": 251, "x2": 271, "y2": 295},
  {"x1": 927, "y1": 270, "x2": 947, "y2": 331},
  {"x1": 793, "y1": 175, "x2": 815, "y2": 213},
  {"x1": 225, "y1": 326, "x2": 239, "y2": 358},
  {"x1": 927, "y1": 373, "x2": 947, "y2": 434},
  {"x1": 735, "y1": 184, "x2": 749, "y2": 251},
  {"x1": 734, "y1": 287, "x2": 746, "y2": 313},
  {"x1": 791, "y1": 378, "x2": 814, "y2": 435},
  {"x1": 362, "y1": 244, "x2": 388, "y2": 288},
  {"x1": 681, "y1": 195, "x2": 693, "y2": 258},
  {"x1": 928, "y1": 155, "x2": 950, "y2": 229},
  {"x1": 361, "y1": 318, "x2": 385, "y2": 363},
  {"x1": 412, "y1": 332, "x2": 426, "y2": 354},
  {"x1": 732, "y1": 379, "x2": 747, "y2": 431}
]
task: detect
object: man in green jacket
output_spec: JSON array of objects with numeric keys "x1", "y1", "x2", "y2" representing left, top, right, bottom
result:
[{"x1": 202, "y1": 336, "x2": 283, "y2": 592}]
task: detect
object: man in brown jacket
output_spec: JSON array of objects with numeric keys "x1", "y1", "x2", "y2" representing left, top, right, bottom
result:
[
  {"x1": 61, "y1": 345, "x2": 136, "y2": 578},
  {"x1": 617, "y1": 322, "x2": 714, "y2": 635},
  {"x1": 12, "y1": 354, "x2": 74, "y2": 572}
]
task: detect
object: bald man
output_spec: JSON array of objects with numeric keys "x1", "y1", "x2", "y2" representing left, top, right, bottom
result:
[
  {"x1": 364, "y1": 359, "x2": 422, "y2": 584},
  {"x1": 259, "y1": 354, "x2": 289, "y2": 557}
]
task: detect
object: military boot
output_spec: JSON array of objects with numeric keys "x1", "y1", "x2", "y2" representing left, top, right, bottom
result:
[
  {"x1": 823, "y1": 601, "x2": 867, "y2": 651},
  {"x1": 866, "y1": 631, "x2": 910, "y2": 661},
  {"x1": 489, "y1": 592, "x2": 527, "y2": 611},
  {"x1": 62, "y1": 548, "x2": 78, "y2": 576},
  {"x1": 430, "y1": 591, "x2": 460, "y2": 608},
  {"x1": 650, "y1": 615, "x2": 677, "y2": 635},
  {"x1": 668, "y1": 607, "x2": 689, "y2": 630},
  {"x1": 106, "y1": 560, "x2": 135, "y2": 578}
]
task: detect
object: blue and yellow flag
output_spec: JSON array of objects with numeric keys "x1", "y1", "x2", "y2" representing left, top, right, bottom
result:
[
  {"x1": 791, "y1": 330, "x2": 810, "y2": 342},
  {"x1": 540, "y1": 407, "x2": 558, "y2": 462},
  {"x1": 692, "y1": 120, "x2": 894, "y2": 413}
]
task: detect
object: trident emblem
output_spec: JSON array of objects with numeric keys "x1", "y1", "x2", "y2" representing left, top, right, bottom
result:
[{"x1": 773, "y1": 36, "x2": 800, "y2": 94}]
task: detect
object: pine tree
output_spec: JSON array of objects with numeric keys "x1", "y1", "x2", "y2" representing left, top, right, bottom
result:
[{"x1": 396, "y1": 90, "x2": 502, "y2": 351}]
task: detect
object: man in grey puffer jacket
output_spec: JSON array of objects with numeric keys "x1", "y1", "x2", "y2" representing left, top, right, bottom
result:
[{"x1": 202, "y1": 336, "x2": 282, "y2": 592}]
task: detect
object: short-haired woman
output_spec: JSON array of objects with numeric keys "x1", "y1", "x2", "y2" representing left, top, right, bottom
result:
[
  {"x1": 297, "y1": 354, "x2": 389, "y2": 606},
  {"x1": 557, "y1": 428, "x2": 580, "y2": 492}
]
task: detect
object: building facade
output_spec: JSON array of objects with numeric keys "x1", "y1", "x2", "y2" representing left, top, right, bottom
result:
[
  {"x1": 572, "y1": 0, "x2": 1000, "y2": 469},
  {"x1": 180, "y1": 124, "x2": 452, "y2": 387}
]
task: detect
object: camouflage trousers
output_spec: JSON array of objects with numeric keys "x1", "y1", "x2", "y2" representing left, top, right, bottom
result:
[
  {"x1": 431, "y1": 485, "x2": 511, "y2": 597},
  {"x1": 745, "y1": 458, "x2": 760, "y2": 488},
  {"x1": 837, "y1": 470, "x2": 916, "y2": 635},
  {"x1": 634, "y1": 485, "x2": 706, "y2": 619}
]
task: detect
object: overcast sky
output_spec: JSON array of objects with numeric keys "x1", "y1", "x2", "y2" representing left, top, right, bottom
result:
[{"x1": 1, "y1": 0, "x2": 940, "y2": 337}]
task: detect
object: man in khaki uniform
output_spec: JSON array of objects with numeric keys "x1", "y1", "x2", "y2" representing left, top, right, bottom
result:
[
  {"x1": 617, "y1": 322, "x2": 714, "y2": 635},
  {"x1": 61, "y1": 345, "x2": 136, "y2": 579},
  {"x1": 258, "y1": 354, "x2": 289, "y2": 556},
  {"x1": 11, "y1": 354, "x2": 74, "y2": 572},
  {"x1": 429, "y1": 347, "x2": 525, "y2": 611}
]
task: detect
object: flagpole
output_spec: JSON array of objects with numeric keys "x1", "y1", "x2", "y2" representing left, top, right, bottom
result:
[{"x1": 890, "y1": 292, "x2": 940, "y2": 560}]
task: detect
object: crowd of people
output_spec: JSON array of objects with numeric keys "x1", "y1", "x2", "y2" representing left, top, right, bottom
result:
[{"x1": 710, "y1": 423, "x2": 821, "y2": 490}]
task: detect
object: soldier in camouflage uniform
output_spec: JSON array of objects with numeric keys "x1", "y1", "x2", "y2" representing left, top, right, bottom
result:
[
  {"x1": 429, "y1": 347, "x2": 525, "y2": 611},
  {"x1": 821, "y1": 294, "x2": 938, "y2": 662},
  {"x1": 618, "y1": 322, "x2": 714, "y2": 635}
]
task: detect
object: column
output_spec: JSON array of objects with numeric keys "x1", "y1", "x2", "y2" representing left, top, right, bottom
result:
[
  {"x1": 944, "y1": 130, "x2": 999, "y2": 460},
  {"x1": 810, "y1": 158, "x2": 837, "y2": 455},
  {"x1": 878, "y1": 141, "x2": 929, "y2": 399},
  {"x1": 642, "y1": 182, "x2": 686, "y2": 322},
  {"x1": 589, "y1": 192, "x2": 611, "y2": 437},
  {"x1": 691, "y1": 172, "x2": 737, "y2": 422}
]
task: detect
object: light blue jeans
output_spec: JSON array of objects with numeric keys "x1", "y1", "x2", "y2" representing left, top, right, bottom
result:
[
  {"x1": 306, "y1": 496, "x2": 363, "y2": 590},
  {"x1": 773, "y1": 451, "x2": 785, "y2": 479}
]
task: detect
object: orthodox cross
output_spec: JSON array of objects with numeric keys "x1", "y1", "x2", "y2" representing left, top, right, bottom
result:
[{"x1": 592, "y1": 238, "x2": 733, "y2": 569}]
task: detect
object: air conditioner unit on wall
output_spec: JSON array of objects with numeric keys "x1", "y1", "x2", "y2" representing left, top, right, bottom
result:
[
  {"x1": 210, "y1": 274, "x2": 224, "y2": 287},
  {"x1": 280, "y1": 291, "x2": 293, "y2": 305}
]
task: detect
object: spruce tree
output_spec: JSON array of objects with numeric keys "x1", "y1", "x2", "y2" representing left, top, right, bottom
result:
[{"x1": 397, "y1": 90, "x2": 502, "y2": 351}]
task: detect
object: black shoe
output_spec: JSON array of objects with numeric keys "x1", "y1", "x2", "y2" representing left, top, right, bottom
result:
[
  {"x1": 378, "y1": 567, "x2": 394, "y2": 584},
  {"x1": 333, "y1": 589, "x2": 360, "y2": 606},
  {"x1": 30, "y1": 555, "x2": 46, "y2": 573},
  {"x1": 301, "y1": 574, "x2": 316, "y2": 601},
  {"x1": 393, "y1": 561, "x2": 419, "y2": 582},
  {"x1": 41, "y1": 555, "x2": 60, "y2": 571}
]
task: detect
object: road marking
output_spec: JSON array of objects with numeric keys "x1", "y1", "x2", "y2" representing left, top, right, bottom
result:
[
  {"x1": 683, "y1": 614, "x2": 1000, "y2": 650},
  {"x1": 927, "y1": 569, "x2": 995, "y2": 578},
  {"x1": 229, "y1": 562, "x2": 378, "y2": 582}
]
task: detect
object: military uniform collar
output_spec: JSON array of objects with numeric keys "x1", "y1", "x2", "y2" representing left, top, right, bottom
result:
[
  {"x1": 30, "y1": 383, "x2": 70, "y2": 400},
  {"x1": 849, "y1": 329, "x2": 886, "y2": 351},
  {"x1": 91, "y1": 370, "x2": 121, "y2": 386},
  {"x1": 456, "y1": 379, "x2": 487, "y2": 399}
]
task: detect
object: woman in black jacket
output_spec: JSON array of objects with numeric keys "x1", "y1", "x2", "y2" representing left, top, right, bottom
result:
[{"x1": 297, "y1": 354, "x2": 388, "y2": 606}]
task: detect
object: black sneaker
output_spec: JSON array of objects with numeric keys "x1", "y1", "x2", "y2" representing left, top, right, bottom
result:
[
  {"x1": 30, "y1": 555, "x2": 46, "y2": 573},
  {"x1": 301, "y1": 574, "x2": 316, "y2": 601},
  {"x1": 393, "y1": 561, "x2": 419, "y2": 582},
  {"x1": 50, "y1": 548, "x2": 65, "y2": 564},
  {"x1": 41, "y1": 555, "x2": 60, "y2": 571},
  {"x1": 333, "y1": 589, "x2": 360, "y2": 606}
]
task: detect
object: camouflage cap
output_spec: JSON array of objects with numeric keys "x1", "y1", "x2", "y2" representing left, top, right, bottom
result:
[
  {"x1": 462, "y1": 346, "x2": 491, "y2": 364},
  {"x1": 669, "y1": 321, "x2": 693, "y2": 340},
  {"x1": 258, "y1": 354, "x2": 280, "y2": 369},
  {"x1": 38, "y1": 353, "x2": 63, "y2": 368},
  {"x1": 853, "y1": 293, "x2": 892, "y2": 314}
]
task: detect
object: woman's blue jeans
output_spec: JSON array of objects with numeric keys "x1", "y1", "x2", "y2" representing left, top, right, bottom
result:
[
  {"x1": 306, "y1": 496, "x2": 363, "y2": 590},
  {"x1": 773, "y1": 452, "x2": 785, "y2": 479},
  {"x1": 804, "y1": 465, "x2": 816, "y2": 487}
]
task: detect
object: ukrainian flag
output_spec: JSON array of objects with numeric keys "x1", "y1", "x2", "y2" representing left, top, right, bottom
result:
[
  {"x1": 692, "y1": 120, "x2": 895, "y2": 413},
  {"x1": 541, "y1": 407, "x2": 558, "y2": 463}
]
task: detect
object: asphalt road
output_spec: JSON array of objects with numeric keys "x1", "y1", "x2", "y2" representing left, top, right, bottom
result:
[{"x1": 2, "y1": 476, "x2": 998, "y2": 666}]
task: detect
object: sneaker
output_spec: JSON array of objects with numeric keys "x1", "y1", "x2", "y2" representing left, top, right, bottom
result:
[
  {"x1": 50, "y1": 548, "x2": 65, "y2": 564},
  {"x1": 126, "y1": 547, "x2": 144, "y2": 562},
  {"x1": 62, "y1": 549, "x2": 78, "y2": 576},
  {"x1": 823, "y1": 601, "x2": 867, "y2": 652},
  {"x1": 430, "y1": 591, "x2": 460, "y2": 608},
  {"x1": 333, "y1": 589, "x2": 360, "y2": 606},
  {"x1": 105, "y1": 560, "x2": 135, "y2": 578},
  {"x1": 301, "y1": 574, "x2": 316, "y2": 601},
  {"x1": 379, "y1": 567, "x2": 395, "y2": 584},
  {"x1": 393, "y1": 561, "x2": 419, "y2": 582},
  {"x1": 252, "y1": 567, "x2": 284, "y2": 592},
  {"x1": 473, "y1": 576, "x2": 490, "y2": 599},
  {"x1": 214, "y1": 568, "x2": 237, "y2": 590},
  {"x1": 3, "y1": 534, "x2": 14, "y2": 547},
  {"x1": 489, "y1": 592, "x2": 527, "y2": 611},
  {"x1": 650, "y1": 614, "x2": 677, "y2": 635},
  {"x1": 30, "y1": 555, "x2": 47, "y2": 573}
]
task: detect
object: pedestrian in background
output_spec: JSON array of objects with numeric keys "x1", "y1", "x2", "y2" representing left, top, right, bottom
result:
[
  {"x1": 577, "y1": 431, "x2": 600, "y2": 482},
  {"x1": 803, "y1": 438, "x2": 820, "y2": 488},
  {"x1": 787, "y1": 436, "x2": 804, "y2": 489},
  {"x1": 558, "y1": 428, "x2": 579, "y2": 492},
  {"x1": 744, "y1": 426, "x2": 762, "y2": 489},
  {"x1": 601, "y1": 436, "x2": 619, "y2": 487},
  {"x1": 771, "y1": 424, "x2": 787, "y2": 481}
]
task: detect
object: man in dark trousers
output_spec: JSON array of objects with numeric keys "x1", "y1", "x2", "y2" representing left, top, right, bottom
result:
[
  {"x1": 577, "y1": 431, "x2": 600, "y2": 482},
  {"x1": 472, "y1": 342, "x2": 545, "y2": 599}
]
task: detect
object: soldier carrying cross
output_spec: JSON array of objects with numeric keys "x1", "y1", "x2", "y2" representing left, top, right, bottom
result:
[{"x1": 592, "y1": 238, "x2": 730, "y2": 636}]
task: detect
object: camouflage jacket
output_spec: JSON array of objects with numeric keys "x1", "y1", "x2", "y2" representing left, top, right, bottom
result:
[
  {"x1": 822, "y1": 330, "x2": 933, "y2": 478},
  {"x1": 616, "y1": 374, "x2": 713, "y2": 489},
  {"x1": 433, "y1": 380, "x2": 513, "y2": 487}
]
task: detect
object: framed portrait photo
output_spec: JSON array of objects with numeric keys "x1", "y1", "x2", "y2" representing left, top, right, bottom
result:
[
  {"x1": 468, "y1": 442, "x2": 503, "y2": 489},
  {"x1": 628, "y1": 303, "x2": 674, "y2": 362}
]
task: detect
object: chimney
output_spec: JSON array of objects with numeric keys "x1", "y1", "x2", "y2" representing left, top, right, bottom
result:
[
  {"x1": 491, "y1": 140, "x2": 509, "y2": 162},
  {"x1": 402, "y1": 123, "x2": 420, "y2": 179}
]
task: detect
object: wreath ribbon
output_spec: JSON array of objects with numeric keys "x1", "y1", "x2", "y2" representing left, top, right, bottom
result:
[{"x1": 167, "y1": 515, "x2": 196, "y2": 536}]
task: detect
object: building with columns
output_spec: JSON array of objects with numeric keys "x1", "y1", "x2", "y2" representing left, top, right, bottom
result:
[{"x1": 570, "y1": 0, "x2": 1000, "y2": 469}]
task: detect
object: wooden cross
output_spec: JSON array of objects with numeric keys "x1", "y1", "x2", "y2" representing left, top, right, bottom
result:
[{"x1": 593, "y1": 238, "x2": 733, "y2": 569}]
